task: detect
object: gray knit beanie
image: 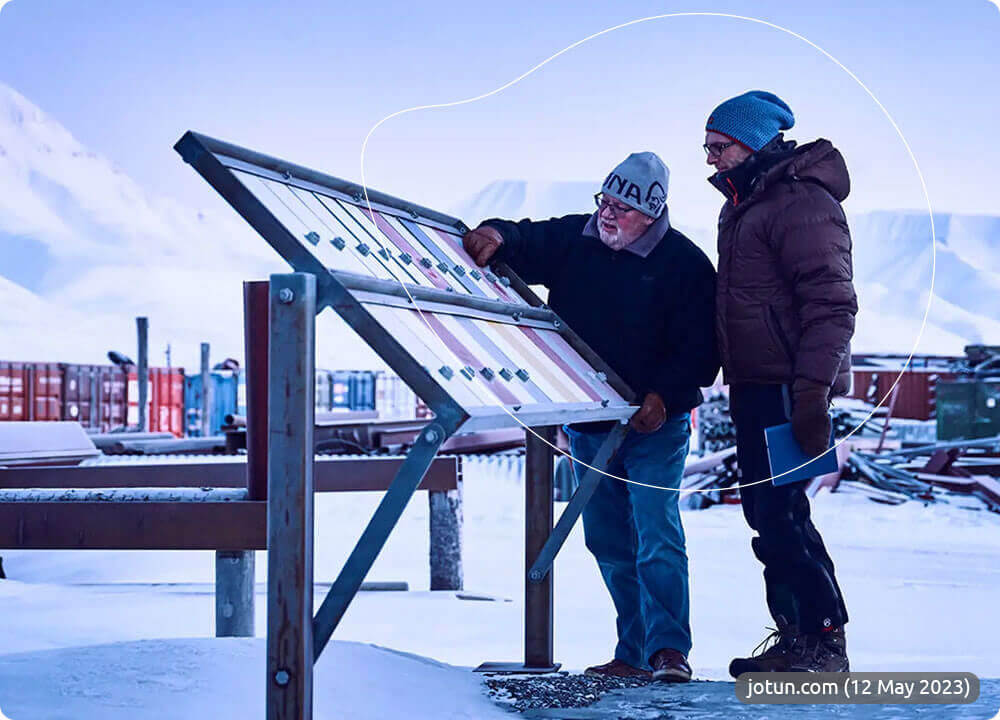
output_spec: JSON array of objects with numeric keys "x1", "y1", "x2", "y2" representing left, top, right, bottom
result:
[{"x1": 600, "y1": 152, "x2": 669, "y2": 218}]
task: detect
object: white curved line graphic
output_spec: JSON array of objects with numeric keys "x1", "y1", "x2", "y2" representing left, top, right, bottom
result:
[{"x1": 359, "y1": 12, "x2": 937, "y2": 493}]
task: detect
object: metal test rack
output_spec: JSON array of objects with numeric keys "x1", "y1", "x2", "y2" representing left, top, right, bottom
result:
[{"x1": 174, "y1": 131, "x2": 638, "y2": 719}]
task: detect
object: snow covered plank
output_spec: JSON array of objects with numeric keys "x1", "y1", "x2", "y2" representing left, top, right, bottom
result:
[
  {"x1": 0, "y1": 456, "x2": 460, "y2": 492},
  {"x1": 0, "y1": 487, "x2": 248, "y2": 502}
]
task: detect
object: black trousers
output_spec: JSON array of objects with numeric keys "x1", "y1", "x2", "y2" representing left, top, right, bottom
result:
[{"x1": 729, "y1": 383, "x2": 849, "y2": 633}]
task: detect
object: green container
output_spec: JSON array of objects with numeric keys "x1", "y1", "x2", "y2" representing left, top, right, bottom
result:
[{"x1": 937, "y1": 379, "x2": 1000, "y2": 441}]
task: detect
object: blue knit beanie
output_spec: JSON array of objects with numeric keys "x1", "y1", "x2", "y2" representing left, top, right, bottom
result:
[{"x1": 706, "y1": 91, "x2": 795, "y2": 152}]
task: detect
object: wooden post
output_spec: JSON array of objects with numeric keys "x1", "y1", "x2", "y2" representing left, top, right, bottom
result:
[
  {"x1": 428, "y1": 475, "x2": 463, "y2": 591},
  {"x1": 524, "y1": 426, "x2": 556, "y2": 669},
  {"x1": 266, "y1": 273, "x2": 315, "y2": 720},
  {"x1": 216, "y1": 549, "x2": 255, "y2": 637}
]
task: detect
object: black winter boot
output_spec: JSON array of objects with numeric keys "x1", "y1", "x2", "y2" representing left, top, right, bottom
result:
[
  {"x1": 729, "y1": 615, "x2": 800, "y2": 677},
  {"x1": 787, "y1": 626, "x2": 849, "y2": 672}
]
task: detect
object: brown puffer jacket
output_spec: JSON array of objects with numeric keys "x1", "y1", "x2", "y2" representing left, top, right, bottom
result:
[{"x1": 711, "y1": 138, "x2": 858, "y2": 395}]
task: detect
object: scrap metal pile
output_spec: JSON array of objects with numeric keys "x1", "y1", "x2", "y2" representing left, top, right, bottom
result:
[
  {"x1": 688, "y1": 391, "x2": 1000, "y2": 514},
  {"x1": 842, "y1": 437, "x2": 1000, "y2": 511}
]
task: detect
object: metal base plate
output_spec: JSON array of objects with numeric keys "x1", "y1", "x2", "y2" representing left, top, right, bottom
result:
[{"x1": 474, "y1": 661, "x2": 562, "y2": 674}]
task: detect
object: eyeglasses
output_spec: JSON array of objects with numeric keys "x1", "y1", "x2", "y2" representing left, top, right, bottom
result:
[
  {"x1": 594, "y1": 193, "x2": 637, "y2": 216},
  {"x1": 703, "y1": 140, "x2": 736, "y2": 157}
]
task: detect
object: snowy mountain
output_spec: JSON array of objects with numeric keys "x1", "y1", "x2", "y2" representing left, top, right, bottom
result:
[
  {"x1": 1, "y1": 80, "x2": 996, "y2": 368},
  {"x1": 453, "y1": 181, "x2": 1000, "y2": 355},
  {"x1": 0, "y1": 83, "x2": 383, "y2": 370}
]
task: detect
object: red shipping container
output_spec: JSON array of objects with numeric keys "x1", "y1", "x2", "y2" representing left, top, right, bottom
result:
[
  {"x1": 100, "y1": 366, "x2": 128, "y2": 432},
  {"x1": 0, "y1": 364, "x2": 10, "y2": 421},
  {"x1": 7, "y1": 363, "x2": 28, "y2": 421},
  {"x1": 131, "y1": 368, "x2": 185, "y2": 436},
  {"x1": 31, "y1": 362, "x2": 62, "y2": 399},
  {"x1": 61, "y1": 363, "x2": 100, "y2": 428},
  {"x1": 850, "y1": 366, "x2": 958, "y2": 421},
  {"x1": 34, "y1": 396, "x2": 61, "y2": 421}
]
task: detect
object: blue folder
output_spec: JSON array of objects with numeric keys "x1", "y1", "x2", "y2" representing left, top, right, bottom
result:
[{"x1": 764, "y1": 422, "x2": 838, "y2": 486}]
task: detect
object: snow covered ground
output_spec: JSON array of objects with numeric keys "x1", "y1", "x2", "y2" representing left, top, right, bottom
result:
[{"x1": 1, "y1": 455, "x2": 998, "y2": 718}]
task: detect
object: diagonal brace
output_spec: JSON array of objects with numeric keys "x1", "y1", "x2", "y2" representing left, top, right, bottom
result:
[
  {"x1": 312, "y1": 421, "x2": 455, "y2": 659},
  {"x1": 527, "y1": 422, "x2": 629, "y2": 584}
]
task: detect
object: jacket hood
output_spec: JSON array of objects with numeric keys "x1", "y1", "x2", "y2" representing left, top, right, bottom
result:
[
  {"x1": 774, "y1": 139, "x2": 851, "y2": 202},
  {"x1": 709, "y1": 137, "x2": 851, "y2": 207}
]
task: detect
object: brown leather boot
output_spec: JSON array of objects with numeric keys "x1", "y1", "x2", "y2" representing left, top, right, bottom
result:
[
  {"x1": 583, "y1": 658, "x2": 652, "y2": 680},
  {"x1": 729, "y1": 615, "x2": 800, "y2": 677},
  {"x1": 649, "y1": 648, "x2": 692, "y2": 683},
  {"x1": 787, "y1": 626, "x2": 849, "y2": 672}
]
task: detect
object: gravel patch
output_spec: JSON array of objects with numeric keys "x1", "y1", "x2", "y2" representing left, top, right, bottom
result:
[{"x1": 484, "y1": 672, "x2": 650, "y2": 713}]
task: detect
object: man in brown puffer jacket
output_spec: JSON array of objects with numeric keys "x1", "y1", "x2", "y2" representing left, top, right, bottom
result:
[{"x1": 704, "y1": 91, "x2": 857, "y2": 675}]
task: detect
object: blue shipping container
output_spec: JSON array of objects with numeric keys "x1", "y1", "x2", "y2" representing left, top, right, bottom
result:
[
  {"x1": 184, "y1": 371, "x2": 239, "y2": 436},
  {"x1": 351, "y1": 370, "x2": 376, "y2": 410}
]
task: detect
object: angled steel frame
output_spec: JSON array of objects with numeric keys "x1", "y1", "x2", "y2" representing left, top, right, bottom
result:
[
  {"x1": 174, "y1": 132, "x2": 640, "y2": 713},
  {"x1": 173, "y1": 131, "x2": 636, "y2": 424}
]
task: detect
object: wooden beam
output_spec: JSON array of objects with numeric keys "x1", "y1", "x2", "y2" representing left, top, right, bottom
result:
[{"x1": 0, "y1": 501, "x2": 266, "y2": 549}]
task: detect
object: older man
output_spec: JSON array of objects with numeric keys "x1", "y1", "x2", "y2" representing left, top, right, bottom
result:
[
  {"x1": 463, "y1": 152, "x2": 719, "y2": 682},
  {"x1": 704, "y1": 91, "x2": 857, "y2": 675}
]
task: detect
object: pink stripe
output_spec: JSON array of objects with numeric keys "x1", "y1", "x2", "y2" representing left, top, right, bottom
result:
[
  {"x1": 370, "y1": 212, "x2": 450, "y2": 290},
  {"x1": 417, "y1": 312, "x2": 521, "y2": 406},
  {"x1": 518, "y1": 327, "x2": 602, "y2": 402},
  {"x1": 427, "y1": 225, "x2": 516, "y2": 302}
]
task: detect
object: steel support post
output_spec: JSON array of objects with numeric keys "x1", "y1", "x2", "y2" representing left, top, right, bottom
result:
[
  {"x1": 216, "y1": 549, "x2": 255, "y2": 637},
  {"x1": 475, "y1": 425, "x2": 561, "y2": 674},
  {"x1": 312, "y1": 420, "x2": 454, "y2": 660},
  {"x1": 244, "y1": 281, "x2": 270, "y2": 502},
  {"x1": 525, "y1": 425, "x2": 557, "y2": 670},
  {"x1": 200, "y1": 342, "x2": 212, "y2": 437},
  {"x1": 136, "y1": 317, "x2": 148, "y2": 432},
  {"x1": 527, "y1": 422, "x2": 629, "y2": 584},
  {"x1": 266, "y1": 273, "x2": 316, "y2": 720}
]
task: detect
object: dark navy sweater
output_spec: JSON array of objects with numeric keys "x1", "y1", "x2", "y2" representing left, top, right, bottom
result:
[{"x1": 484, "y1": 213, "x2": 720, "y2": 427}]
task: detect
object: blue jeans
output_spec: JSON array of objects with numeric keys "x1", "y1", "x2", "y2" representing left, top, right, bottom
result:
[{"x1": 565, "y1": 412, "x2": 692, "y2": 668}]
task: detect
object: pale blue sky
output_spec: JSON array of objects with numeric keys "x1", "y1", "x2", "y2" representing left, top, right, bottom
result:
[{"x1": 1, "y1": 0, "x2": 998, "y2": 229}]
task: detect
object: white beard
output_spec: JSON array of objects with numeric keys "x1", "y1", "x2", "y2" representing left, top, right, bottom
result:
[{"x1": 599, "y1": 226, "x2": 631, "y2": 251}]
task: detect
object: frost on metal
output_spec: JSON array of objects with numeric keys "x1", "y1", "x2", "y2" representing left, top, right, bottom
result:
[{"x1": 0, "y1": 487, "x2": 249, "y2": 502}]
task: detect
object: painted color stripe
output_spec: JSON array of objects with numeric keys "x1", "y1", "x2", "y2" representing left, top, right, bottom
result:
[
  {"x1": 286, "y1": 186, "x2": 403, "y2": 281},
  {"x1": 364, "y1": 304, "x2": 484, "y2": 409},
  {"x1": 366, "y1": 211, "x2": 452, "y2": 291},
  {"x1": 267, "y1": 180, "x2": 397, "y2": 282},
  {"x1": 543, "y1": 331, "x2": 626, "y2": 402},
  {"x1": 417, "y1": 311, "x2": 520, "y2": 406},
  {"x1": 451, "y1": 317, "x2": 551, "y2": 404},
  {"x1": 399, "y1": 308, "x2": 499, "y2": 406},
  {"x1": 317, "y1": 195, "x2": 431, "y2": 287},
  {"x1": 379, "y1": 214, "x2": 467, "y2": 293},
  {"x1": 398, "y1": 218, "x2": 486, "y2": 297},
  {"x1": 425, "y1": 225, "x2": 524, "y2": 304},
  {"x1": 519, "y1": 326, "x2": 602, "y2": 402},
  {"x1": 439, "y1": 315, "x2": 540, "y2": 405},
  {"x1": 236, "y1": 172, "x2": 377, "y2": 279},
  {"x1": 488, "y1": 322, "x2": 580, "y2": 403}
]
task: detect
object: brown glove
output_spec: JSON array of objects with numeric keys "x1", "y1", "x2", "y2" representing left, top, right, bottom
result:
[
  {"x1": 462, "y1": 225, "x2": 504, "y2": 267},
  {"x1": 791, "y1": 378, "x2": 832, "y2": 458},
  {"x1": 629, "y1": 392, "x2": 667, "y2": 434}
]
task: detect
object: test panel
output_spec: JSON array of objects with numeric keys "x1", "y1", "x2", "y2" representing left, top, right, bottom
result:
[{"x1": 175, "y1": 131, "x2": 636, "y2": 432}]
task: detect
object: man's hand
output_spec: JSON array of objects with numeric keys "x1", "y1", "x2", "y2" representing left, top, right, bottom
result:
[
  {"x1": 462, "y1": 225, "x2": 504, "y2": 267},
  {"x1": 791, "y1": 378, "x2": 832, "y2": 458},
  {"x1": 629, "y1": 392, "x2": 666, "y2": 433}
]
